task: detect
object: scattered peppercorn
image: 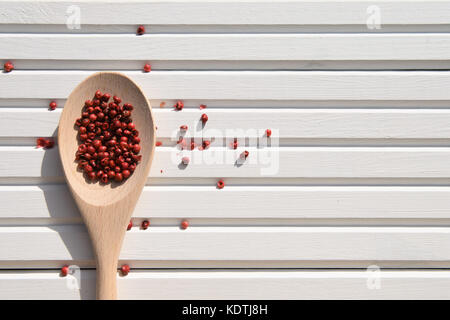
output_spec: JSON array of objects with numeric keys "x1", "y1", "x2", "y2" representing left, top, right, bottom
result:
[
  {"x1": 199, "y1": 104, "x2": 207, "y2": 110},
  {"x1": 202, "y1": 140, "x2": 210, "y2": 149},
  {"x1": 127, "y1": 220, "x2": 132, "y2": 231},
  {"x1": 3, "y1": 61, "x2": 14, "y2": 73},
  {"x1": 266, "y1": 129, "x2": 272, "y2": 137},
  {"x1": 233, "y1": 139, "x2": 238, "y2": 149},
  {"x1": 143, "y1": 63, "x2": 151, "y2": 73},
  {"x1": 61, "y1": 265, "x2": 69, "y2": 277},
  {"x1": 36, "y1": 138, "x2": 47, "y2": 148},
  {"x1": 136, "y1": 25, "x2": 145, "y2": 35},
  {"x1": 241, "y1": 150, "x2": 249, "y2": 159},
  {"x1": 174, "y1": 101, "x2": 184, "y2": 111},
  {"x1": 36, "y1": 137, "x2": 55, "y2": 149},
  {"x1": 49, "y1": 101, "x2": 57, "y2": 111},
  {"x1": 120, "y1": 264, "x2": 130, "y2": 276},
  {"x1": 217, "y1": 179, "x2": 225, "y2": 189},
  {"x1": 159, "y1": 102, "x2": 166, "y2": 108},
  {"x1": 74, "y1": 91, "x2": 141, "y2": 184},
  {"x1": 182, "y1": 156, "x2": 190, "y2": 165},
  {"x1": 155, "y1": 141, "x2": 162, "y2": 146},
  {"x1": 180, "y1": 125, "x2": 188, "y2": 131},
  {"x1": 190, "y1": 141, "x2": 196, "y2": 150},
  {"x1": 181, "y1": 220, "x2": 189, "y2": 229},
  {"x1": 201, "y1": 113, "x2": 208, "y2": 123},
  {"x1": 141, "y1": 220, "x2": 150, "y2": 230}
]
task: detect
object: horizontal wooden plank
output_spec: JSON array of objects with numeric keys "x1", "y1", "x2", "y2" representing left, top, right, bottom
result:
[
  {"x1": 2, "y1": 71, "x2": 450, "y2": 100},
  {"x1": 1, "y1": 226, "x2": 450, "y2": 268},
  {"x1": 4, "y1": 109, "x2": 450, "y2": 140},
  {"x1": 3, "y1": 147, "x2": 450, "y2": 179},
  {"x1": 4, "y1": 34, "x2": 450, "y2": 61},
  {"x1": 2, "y1": 270, "x2": 450, "y2": 300},
  {"x1": 1, "y1": 1, "x2": 449, "y2": 26},
  {"x1": 2, "y1": 185, "x2": 450, "y2": 220}
]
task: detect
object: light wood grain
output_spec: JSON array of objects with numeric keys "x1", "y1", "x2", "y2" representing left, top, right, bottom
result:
[
  {"x1": 4, "y1": 146, "x2": 450, "y2": 178},
  {"x1": 1, "y1": 226, "x2": 450, "y2": 268},
  {"x1": 1, "y1": 1, "x2": 449, "y2": 26},
  {"x1": 2, "y1": 71, "x2": 450, "y2": 100},
  {"x1": 58, "y1": 72, "x2": 155, "y2": 299},
  {"x1": 2, "y1": 185, "x2": 450, "y2": 220},
  {"x1": 4, "y1": 109, "x2": 450, "y2": 140},
  {"x1": 2, "y1": 270, "x2": 450, "y2": 300},
  {"x1": 4, "y1": 34, "x2": 450, "y2": 61}
]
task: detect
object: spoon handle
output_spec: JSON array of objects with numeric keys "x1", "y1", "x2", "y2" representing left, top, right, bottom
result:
[
  {"x1": 82, "y1": 206, "x2": 131, "y2": 300},
  {"x1": 96, "y1": 255, "x2": 119, "y2": 300}
]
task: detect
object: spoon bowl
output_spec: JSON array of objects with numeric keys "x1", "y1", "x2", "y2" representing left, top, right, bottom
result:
[{"x1": 58, "y1": 72, "x2": 155, "y2": 299}]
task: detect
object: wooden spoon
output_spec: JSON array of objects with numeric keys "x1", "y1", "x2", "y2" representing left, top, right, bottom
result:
[{"x1": 58, "y1": 72, "x2": 155, "y2": 299}]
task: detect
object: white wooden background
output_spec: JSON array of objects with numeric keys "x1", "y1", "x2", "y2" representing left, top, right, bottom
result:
[{"x1": 1, "y1": 0, "x2": 450, "y2": 299}]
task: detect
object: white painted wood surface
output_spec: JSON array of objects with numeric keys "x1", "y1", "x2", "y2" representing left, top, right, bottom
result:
[
  {"x1": 1, "y1": 0, "x2": 450, "y2": 299},
  {"x1": 2, "y1": 270, "x2": 450, "y2": 300}
]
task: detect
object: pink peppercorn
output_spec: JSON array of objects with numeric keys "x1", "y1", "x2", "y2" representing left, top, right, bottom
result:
[
  {"x1": 181, "y1": 156, "x2": 190, "y2": 165},
  {"x1": 174, "y1": 101, "x2": 184, "y2": 111},
  {"x1": 266, "y1": 129, "x2": 272, "y2": 137},
  {"x1": 3, "y1": 61, "x2": 14, "y2": 73},
  {"x1": 127, "y1": 220, "x2": 132, "y2": 231},
  {"x1": 61, "y1": 265, "x2": 69, "y2": 277},
  {"x1": 217, "y1": 179, "x2": 225, "y2": 189},
  {"x1": 49, "y1": 101, "x2": 57, "y2": 111},
  {"x1": 181, "y1": 220, "x2": 189, "y2": 229},
  {"x1": 143, "y1": 64, "x2": 151, "y2": 73},
  {"x1": 201, "y1": 113, "x2": 208, "y2": 123},
  {"x1": 137, "y1": 25, "x2": 145, "y2": 35},
  {"x1": 121, "y1": 264, "x2": 130, "y2": 276},
  {"x1": 141, "y1": 220, "x2": 150, "y2": 230}
]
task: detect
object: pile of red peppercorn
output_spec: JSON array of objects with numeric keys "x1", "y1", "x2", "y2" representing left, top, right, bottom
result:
[{"x1": 74, "y1": 90, "x2": 141, "y2": 184}]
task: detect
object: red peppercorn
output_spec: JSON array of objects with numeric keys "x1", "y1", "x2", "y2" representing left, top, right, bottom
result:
[
  {"x1": 3, "y1": 61, "x2": 14, "y2": 73},
  {"x1": 190, "y1": 141, "x2": 196, "y2": 150},
  {"x1": 127, "y1": 220, "x2": 133, "y2": 231},
  {"x1": 49, "y1": 101, "x2": 57, "y2": 111},
  {"x1": 266, "y1": 129, "x2": 272, "y2": 137},
  {"x1": 241, "y1": 150, "x2": 249, "y2": 159},
  {"x1": 61, "y1": 265, "x2": 69, "y2": 277},
  {"x1": 202, "y1": 140, "x2": 210, "y2": 149},
  {"x1": 113, "y1": 96, "x2": 122, "y2": 104},
  {"x1": 137, "y1": 25, "x2": 145, "y2": 35},
  {"x1": 36, "y1": 138, "x2": 47, "y2": 149},
  {"x1": 95, "y1": 90, "x2": 102, "y2": 99},
  {"x1": 122, "y1": 169, "x2": 131, "y2": 179},
  {"x1": 141, "y1": 220, "x2": 150, "y2": 230},
  {"x1": 143, "y1": 64, "x2": 151, "y2": 73},
  {"x1": 217, "y1": 179, "x2": 225, "y2": 189},
  {"x1": 181, "y1": 156, "x2": 190, "y2": 165},
  {"x1": 201, "y1": 113, "x2": 208, "y2": 123},
  {"x1": 75, "y1": 91, "x2": 140, "y2": 184},
  {"x1": 181, "y1": 220, "x2": 189, "y2": 229},
  {"x1": 155, "y1": 141, "x2": 162, "y2": 146},
  {"x1": 233, "y1": 141, "x2": 238, "y2": 149},
  {"x1": 115, "y1": 172, "x2": 123, "y2": 182},
  {"x1": 180, "y1": 125, "x2": 188, "y2": 131},
  {"x1": 174, "y1": 101, "x2": 184, "y2": 111},
  {"x1": 120, "y1": 264, "x2": 130, "y2": 276},
  {"x1": 199, "y1": 104, "x2": 207, "y2": 110},
  {"x1": 44, "y1": 138, "x2": 55, "y2": 149}
]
